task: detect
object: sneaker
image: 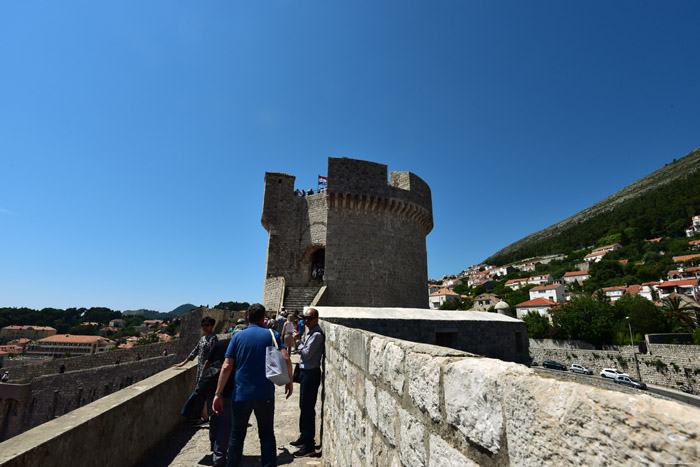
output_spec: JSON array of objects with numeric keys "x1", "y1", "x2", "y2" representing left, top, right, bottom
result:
[
  {"x1": 293, "y1": 447, "x2": 316, "y2": 458},
  {"x1": 290, "y1": 438, "x2": 304, "y2": 447}
]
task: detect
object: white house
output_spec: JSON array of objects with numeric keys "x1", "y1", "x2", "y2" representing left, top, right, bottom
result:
[
  {"x1": 516, "y1": 261, "x2": 540, "y2": 272},
  {"x1": 429, "y1": 288, "x2": 460, "y2": 309},
  {"x1": 685, "y1": 215, "x2": 700, "y2": 237},
  {"x1": 515, "y1": 298, "x2": 558, "y2": 319},
  {"x1": 584, "y1": 243, "x2": 623, "y2": 263},
  {"x1": 562, "y1": 270, "x2": 590, "y2": 285},
  {"x1": 529, "y1": 284, "x2": 567, "y2": 303},
  {"x1": 657, "y1": 279, "x2": 700, "y2": 300},
  {"x1": 599, "y1": 286, "x2": 627, "y2": 302},
  {"x1": 528, "y1": 274, "x2": 553, "y2": 286},
  {"x1": 505, "y1": 278, "x2": 529, "y2": 290},
  {"x1": 640, "y1": 282, "x2": 661, "y2": 301}
]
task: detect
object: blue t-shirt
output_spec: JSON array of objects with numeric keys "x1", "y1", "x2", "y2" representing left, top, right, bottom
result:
[{"x1": 225, "y1": 323, "x2": 285, "y2": 402}]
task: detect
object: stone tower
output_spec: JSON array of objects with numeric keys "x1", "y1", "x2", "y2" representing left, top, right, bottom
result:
[{"x1": 261, "y1": 157, "x2": 433, "y2": 312}]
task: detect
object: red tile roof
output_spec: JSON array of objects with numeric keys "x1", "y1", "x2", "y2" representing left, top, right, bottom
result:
[
  {"x1": 645, "y1": 237, "x2": 663, "y2": 243},
  {"x1": 625, "y1": 285, "x2": 642, "y2": 295},
  {"x1": 505, "y1": 278, "x2": 528, "y2": 284},
  {"x1": 690, "y1": 239, "x2": 700, "y2": 246},
  {"x1": 37, "y1": 335, "x2": 112, "y2": 344},
  {"x1": 673, "y1": 254, "x2": 700, "y2": 262},
  {"x1": 657, "y1": 279, "x2": 699, "y2": 288},
  {"x1": 531, "y1": 284, "x2": 563, "y2": 291},
  {"x1": 563, "y1": 271, "x2": 588, "y2": 277},
  {"x1": 516, "y1": 298, "x2": 558, "y2": 307}
]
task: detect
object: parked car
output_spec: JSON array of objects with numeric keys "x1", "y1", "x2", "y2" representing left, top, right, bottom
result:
[
  {"x1": 542, "y1": 360, "x2": 567, "y2": 371},
  {"x1": 570, "y1": 364, "x2": 593, "y2": 375},
  {"x1": 614, "y1": 375, "x2": 647, "y2": 390},
  {"x1": 600, "y1": 368, "x2": 630, "y2": 379}
]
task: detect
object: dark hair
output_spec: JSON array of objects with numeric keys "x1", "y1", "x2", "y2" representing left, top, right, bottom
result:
[
  {"x1": 201, "y1": 317, "x2": 216, "y2": 327},
  {"x1": 247, "y1": 303, "x2": 266, "y2": 323}
]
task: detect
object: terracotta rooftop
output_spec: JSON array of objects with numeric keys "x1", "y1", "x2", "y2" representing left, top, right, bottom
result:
[
  {"x1": 516, "y1": 298, "x2": 558, "y2": 307},
  {"x1": 657, "y1": 279, "x2": 699, "y2": 288},
  {"x1": 673, "y1": 253, "x2": 700, "y2": 262},
  {"x1": 563, "y1": 270, "x2": 589, "y2": 276},
  {"x1": 531, "y1": 284, "x2": 562, "y2": 291},
  {"x1": 37, "y1": 335, "x2": 112, "y2": 343}
]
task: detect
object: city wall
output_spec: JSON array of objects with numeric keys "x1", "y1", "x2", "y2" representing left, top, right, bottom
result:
[
  {"x1": 322, "y1": 321, "x2": 700, "y2": 466},
  {"x1": 0, "y1": 306, "x2": 235, "y2": 442},
  {"x1": 529, "y1": 339, "x2": 700, "y2": 388},
  {"x1": 0, "y1": 363, "x2": 196, "y2": 467}
]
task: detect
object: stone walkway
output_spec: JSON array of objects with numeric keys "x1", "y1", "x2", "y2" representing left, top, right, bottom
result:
[{"x1": 138, "y1": 355, "x2": 323, "y2": 466}]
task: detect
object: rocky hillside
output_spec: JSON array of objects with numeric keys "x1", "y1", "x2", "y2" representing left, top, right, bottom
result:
[{"x1": 486, "y1": 147, "x2": 700, "y2": 265}]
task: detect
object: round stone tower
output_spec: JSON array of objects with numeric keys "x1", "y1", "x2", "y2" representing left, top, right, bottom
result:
[{"x1": 261, "y1": 157, "x2": 433, "y2": 311}]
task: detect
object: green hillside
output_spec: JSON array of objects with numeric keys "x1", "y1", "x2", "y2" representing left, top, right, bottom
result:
[{"x1": 486, "y1": 148, "x2": 700, "y2": 266}]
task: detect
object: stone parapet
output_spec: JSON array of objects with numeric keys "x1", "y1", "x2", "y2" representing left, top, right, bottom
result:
[
  {"x1": 0, "y1": 363, "x2": 196, "y2": 467},
  {"x1": 321, "y1": 320, "x2": 700, "y2": 465}
]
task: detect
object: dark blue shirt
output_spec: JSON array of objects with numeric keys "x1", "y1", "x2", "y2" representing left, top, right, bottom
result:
[{"x1": 225, "y1": 323, "x2": 285, "y2": 402}]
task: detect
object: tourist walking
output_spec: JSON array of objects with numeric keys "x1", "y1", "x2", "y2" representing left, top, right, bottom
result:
[
  {"x1": 201, "y1": 338, "x2": 233, "y2": 467},
  {"x1": 212, "y1": 304, "x2": 293, "y2": 467},
  {"x1": 291, "y1": 308, "x2": 324, "y2": 458},
  {"x1": 173, "y1": 317, "x2": 218, "y2": 424},
  {"x1": 282, "y1": 314, "x2": 296, "y2": 358}
]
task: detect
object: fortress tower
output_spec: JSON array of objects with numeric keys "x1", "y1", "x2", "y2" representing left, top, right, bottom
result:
[{"x1": 261, "y1": 157, "x2": 433, "y2": 311}]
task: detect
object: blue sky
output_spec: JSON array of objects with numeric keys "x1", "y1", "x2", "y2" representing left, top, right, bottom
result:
[{"x1": 2, "y1": 1, "x2": 699, "y2": 312}]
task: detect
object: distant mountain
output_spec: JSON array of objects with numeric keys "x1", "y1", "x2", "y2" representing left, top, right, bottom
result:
[
  {"x1": 168, "y1": 303, "x2": 197, "y2": 318},
  {"x1": 121, "y1": 304, "x2": 196, "y2": 319},
  {"x1": 486, "y1": 147, "x2": 700, "y2": 266}
]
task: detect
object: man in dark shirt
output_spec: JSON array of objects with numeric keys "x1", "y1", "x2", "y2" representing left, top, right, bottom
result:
[
  {"x1": 202, "y1": 338, "x2": 233, "y2": 466},
  {"x1": 213, "y1": 304, "x2": 293, "y2": 467}
]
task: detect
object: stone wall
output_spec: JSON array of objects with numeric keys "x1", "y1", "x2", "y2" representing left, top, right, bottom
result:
[
  {"x1": 0, "y1": 363, "x2": 197, "y2": 467},
  {"x1": 318, "y1": 307, "x2": 529, "y2": 364},
  {"x1": 1, "y1": 340, "x2": 174, "y2": 382},
  {"x1": 0, "y1": 307, "x2": 232, "y2": 442},
  {"x1": 529, "y1": 341, "x2": 700, "y2": 388},
  {"x1": 0, "y1": 353, "x2": 181, "y2": 442},
  {"x1": 322, "y1": 320, "x2": 700, "y2": 465}
]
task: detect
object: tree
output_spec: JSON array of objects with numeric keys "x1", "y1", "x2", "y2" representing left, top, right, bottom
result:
[
  {"x1": 612, "y1": 295, "x2": 668, "y2": 341},
  {"x1": 550, "y1": 294, "x2": 616, "y2": 347},
  {"x1": 522, "y1": 311, "x2": 550, "y2": 339},
  {"x1": 659, "y1": 296, "x2": 697, "y2": 332}
]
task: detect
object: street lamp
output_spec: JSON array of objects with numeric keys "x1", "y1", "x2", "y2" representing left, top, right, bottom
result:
[{"x1": 626, "y1": 317, "x2": 642, "y2": 381}]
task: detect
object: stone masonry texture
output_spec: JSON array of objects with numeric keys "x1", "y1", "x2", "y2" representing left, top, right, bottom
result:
[
  {"x1": 261, "y1": 157, "x2": 433, "y2": 310},
  {"x1": 321, "y1": 320, "x2": 700, "y2": 466}
]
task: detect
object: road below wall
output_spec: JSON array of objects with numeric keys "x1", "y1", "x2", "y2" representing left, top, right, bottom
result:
[{"x1": 535, "y1": 367, "x2": 700, "y2": 407}]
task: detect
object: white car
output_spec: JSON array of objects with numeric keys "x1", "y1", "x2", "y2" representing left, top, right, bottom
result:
[
  {"x1": 570, "y1": 364, "x2": 593, "y2": 375},
  {"x1": 600, "y1": 368, "x2": 629, "y2": 379}
]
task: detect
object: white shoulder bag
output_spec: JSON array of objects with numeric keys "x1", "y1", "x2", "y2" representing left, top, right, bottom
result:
[{"x1": 265, "y1": 329, "x2": 290, "y2": 386}]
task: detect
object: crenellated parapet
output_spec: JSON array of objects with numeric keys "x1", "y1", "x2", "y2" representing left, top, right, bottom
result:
[{"x1": 326, "y1": 191, "x2": 433, "y2": 235}]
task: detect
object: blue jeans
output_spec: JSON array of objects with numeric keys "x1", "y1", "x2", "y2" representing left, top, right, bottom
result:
[
  {"x1": 228, "y1": 399, "x2": 276, "y2": 467},
  {"x1": 211, "y1": 396, "x2": 231, "y2": 465},
  {"x1": 298, "y1": 368, "x2": 321, "y2": 450}
]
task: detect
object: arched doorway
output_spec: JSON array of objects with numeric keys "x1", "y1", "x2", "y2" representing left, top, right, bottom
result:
[{"x1": 310, "y1": 248, "x2": 325, "y2": 283}]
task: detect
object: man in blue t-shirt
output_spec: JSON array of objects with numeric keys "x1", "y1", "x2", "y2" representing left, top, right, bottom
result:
[{"x1": 213, "y1": 304, "x2": 293, "y2": 467}]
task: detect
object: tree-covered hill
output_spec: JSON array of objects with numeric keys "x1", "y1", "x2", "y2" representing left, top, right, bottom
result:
[{"x1": 486, "y1": 147, "x2": 700, "y2": 266}]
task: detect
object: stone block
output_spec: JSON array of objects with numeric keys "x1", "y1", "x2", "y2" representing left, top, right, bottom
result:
[
  {"x1": 444, "y1": 358, "x2": 507, "y2": 454},
  {"x1": 428, "y1": 435, "x2": 477, "y2": 467},
  {"x1": 369, "y1": 337, "x2": 386, "y2": 379},
  {"x1": 366, "y1": 378, "x2": 377, "y2": 426},
  {"x1": 398, "y1": 408, "x2": 427, "y2": 467},
  {"x1": 337, "y1": 326, "x2": 349, "y2": 359},
  {"x1": 346, "y1": 362, "x2": 357, "y2": 396},
  {"x1": 502, "y1": 369, "x2": 700, "y2": 466},
  {"x1": 407, "y1": 352, "x2": 443, "y2": 421},
  {"x1": 347, "y1": 329, "x2": 369, "y2": 370},
  {"x1": 377, "y1": 388, "x2": 397, "y2": 446},
  {"x1": 383, "y1": 342, "x2": 405, "y2": 395}
]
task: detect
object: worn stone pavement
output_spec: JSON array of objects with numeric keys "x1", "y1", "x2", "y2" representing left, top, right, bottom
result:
[{"x1": 139, "y1": 355, "x2": 323, "y2": 467}]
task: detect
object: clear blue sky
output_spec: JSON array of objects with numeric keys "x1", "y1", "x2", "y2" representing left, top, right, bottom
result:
[{"x1": 2, "y1": 1, "x2": 699, "y2": 312}]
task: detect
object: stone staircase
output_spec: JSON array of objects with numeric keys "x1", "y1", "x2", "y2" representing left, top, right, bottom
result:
[{"x1": 283, "y1": 286, "x2": 322, "y2": 315}]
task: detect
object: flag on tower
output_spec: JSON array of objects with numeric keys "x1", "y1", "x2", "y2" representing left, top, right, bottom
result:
[{"x1": 318, "y1": 175, "x2": 327, "y2": 186}]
